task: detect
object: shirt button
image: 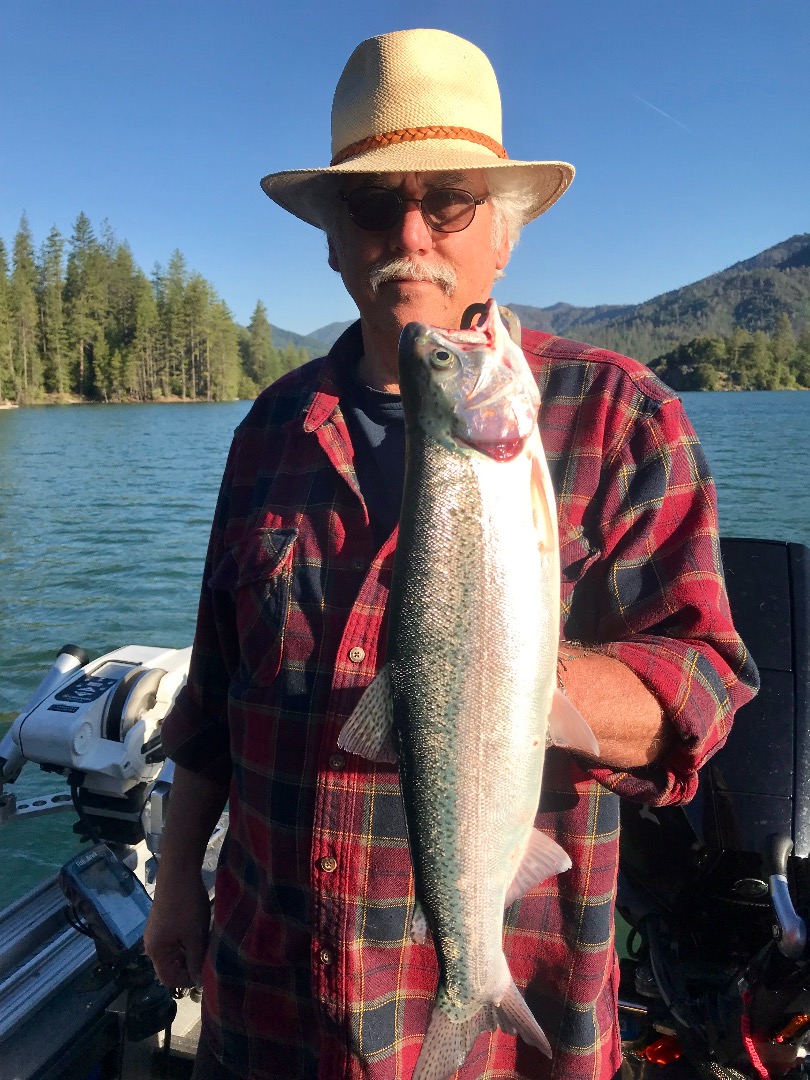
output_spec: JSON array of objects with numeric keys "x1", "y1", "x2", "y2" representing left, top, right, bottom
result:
[
  {"x1": 348, "y1": 646, "x2": 365, "y2": 663},
  {"x1": 320, "y1": 856, "x2": 337, "y2": 873},
  {"x1": 329, "y1": 753, "x2": 346, "y2": 769},
  {"x1": 351, "y1": 557, "x2": 365, "y2": 571},
  {"x1": 319, "y1": 947, "x2": 335, "y2": 965}
]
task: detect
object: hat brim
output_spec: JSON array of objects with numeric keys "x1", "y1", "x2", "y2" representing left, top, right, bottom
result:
[{"x1": 260, "y1": 141, "x2": 574, "y2": 231}]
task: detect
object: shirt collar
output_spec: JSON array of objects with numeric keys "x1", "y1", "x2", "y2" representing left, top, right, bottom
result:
[{"x1": 302, "y1": 321, "x2": 364, "y2": 433}]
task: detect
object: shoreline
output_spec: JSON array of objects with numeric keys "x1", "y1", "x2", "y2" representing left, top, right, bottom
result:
[{"x1": 0, "y1": 394, "x2": 249, "y2": 408}]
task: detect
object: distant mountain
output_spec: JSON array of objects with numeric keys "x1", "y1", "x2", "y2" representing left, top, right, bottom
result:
[
  {"x1": 309, "y1": 320, "x2": 356, "y2": 348},
  {"x1": 268, "y1": 324, "x2": 332, "y2": 356},
  {"x1": 506, "y1": 234, "x2": 810, "y2": 362},
  {"x1": 506, "y1": 301, "x2": 632, "y2": 336},
  {"x1": 266, "y1": 235, "x2": 810, "y2": 364}
]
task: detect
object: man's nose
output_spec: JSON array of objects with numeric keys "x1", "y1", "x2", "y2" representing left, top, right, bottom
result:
[{"x1": 389, "y1": 200, "x2": 434, "y2": 255}]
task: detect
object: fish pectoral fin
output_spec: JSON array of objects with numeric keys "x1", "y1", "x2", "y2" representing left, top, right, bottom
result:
[
  {"x1": 547, "y1": 688, "x2": 600, "y2": 757},
  {"x1": 505, "y1": 828, "x2": 572, "y2": 907},
  {"x1": 529, "y1": 443, "x2": 557, "y2": 554},
  {"x1": 337, "y1": 666, "x2": 397, "y2": 763},
  {"x1": 409, "y1": 900, "x2": 429, "y2": 945}
]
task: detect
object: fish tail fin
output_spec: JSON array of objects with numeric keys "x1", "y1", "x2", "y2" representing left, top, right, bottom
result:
[
  {"x1": 412, "y1": 978, "x2": 552, "y2": 1080},
  {"x1": 494, "y1": 977, "x2": 552, "y2": 1058},
  {"x1": 412, "y1": 994, "x2": 497, "y2": 1080}
]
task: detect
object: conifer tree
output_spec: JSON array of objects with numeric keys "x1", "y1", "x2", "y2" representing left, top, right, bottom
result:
[
  {"x1": 38, "y1": 226, "x2": 68, "y2": 394},
  {"x1": 11, "y1": 214, "x2": 41, "y2": 400},
  {"x1": 244, "y1": 300, "x2": 276, "y2": 387},
  {"x1": 65, "y1": 213, "x2": 108, "y2": 397},
  {"x1": 0, "y1": 240, "x2": 14, "y2": 401},
  {"x1": 132, "y1": 270, "x2": 159, "y2": 399},
  {"x1": 161, "y1": 250, "x2": 189, "y2": 398},
  {"x1": 209, "y1": 301, "x2": 240, "y2": 400}
]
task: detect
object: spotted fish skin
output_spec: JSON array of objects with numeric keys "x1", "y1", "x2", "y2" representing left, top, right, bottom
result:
[{"x1": 339, "y1": 301, "x2": 597, "y2": 1080}]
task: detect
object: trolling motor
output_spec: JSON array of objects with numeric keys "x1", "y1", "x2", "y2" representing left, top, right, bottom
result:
[
  {"x1": 0, "y1": 643, "x2": 191, "y2": 844},
  {"x1": 618, "y1": 538, "x2": 810, "y2": 1079}
]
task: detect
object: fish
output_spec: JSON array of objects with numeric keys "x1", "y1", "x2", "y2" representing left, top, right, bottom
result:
[{"x1": 338, "y1": 299, "x2": 599, "y2": 1080}]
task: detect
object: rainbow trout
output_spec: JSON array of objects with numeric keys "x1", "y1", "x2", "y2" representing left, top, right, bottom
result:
[{"x1": 339, "y1": 300, "x2": 598, "y2": 1079}]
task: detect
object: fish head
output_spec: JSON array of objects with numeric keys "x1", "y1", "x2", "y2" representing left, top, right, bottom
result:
[{"x1": 398, "y1": 299, "x2": 540, "y2": 461}]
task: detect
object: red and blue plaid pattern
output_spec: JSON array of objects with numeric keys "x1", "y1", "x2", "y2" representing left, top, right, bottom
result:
[{"x1": 162, "y1": 323, "x2": 758, "y2": 1079}]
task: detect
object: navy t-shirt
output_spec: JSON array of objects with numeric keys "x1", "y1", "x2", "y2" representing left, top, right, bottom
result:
[{"x1": 341, "y1": 375, "x2": 406, "y2": 548}]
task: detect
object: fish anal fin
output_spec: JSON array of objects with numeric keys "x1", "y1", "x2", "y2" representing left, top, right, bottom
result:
[
  {"x1": 505, "y1": 828, "x2": 572, "y2": 908},
  {"x1": 547, "y1": 687, "x2": 600, "y2": 757},
  {"x1": 410, "y1": 901, "x2": 429, "y2": 945},
  {"x1": 337, "y1": 666, "x2": 397, "y2": 763},
  {"x1": 494, "y1": 978, "x2": 552, "y2": 1058}
]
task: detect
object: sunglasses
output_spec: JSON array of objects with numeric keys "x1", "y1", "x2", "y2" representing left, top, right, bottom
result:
[{"x1": 341, "y1": 186, "x2": 488, "y2": 233}]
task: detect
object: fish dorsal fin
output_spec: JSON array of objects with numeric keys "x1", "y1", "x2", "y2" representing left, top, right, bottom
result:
[
  {"x1": 547, "y1": 688, "x2": 600, "y2": 757},
  {"x1": 337, "y1": 665, "x2": 398, "y2": 763},
  {"x1": 504, "y1": 828, "x2": 572, "y2": 908}
]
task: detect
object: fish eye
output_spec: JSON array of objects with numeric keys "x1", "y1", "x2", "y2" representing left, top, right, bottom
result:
[{"x1": 429, "y1": 349, "x2": 456, "y2": 370}]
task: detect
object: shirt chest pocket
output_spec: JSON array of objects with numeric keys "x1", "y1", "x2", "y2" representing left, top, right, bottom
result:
[
  {"x1": 558, "y1": 520, "x2": 602, "y2": 637},
  {"x1": 210, "y1": 527, "x2": 297, "y2": 687}
]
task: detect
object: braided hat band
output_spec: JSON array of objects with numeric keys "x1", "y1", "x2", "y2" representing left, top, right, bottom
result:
[
  {"x1": 261, "y1": 29, "x2": 574, "y2": 232},
  {"x1": 330, "y1": 126, "x2": 509, "y2": 167}
]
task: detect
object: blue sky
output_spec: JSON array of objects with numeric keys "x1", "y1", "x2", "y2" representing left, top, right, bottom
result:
[{"x1": 1, "y1": 0, "x2": 807, "y2": 336}]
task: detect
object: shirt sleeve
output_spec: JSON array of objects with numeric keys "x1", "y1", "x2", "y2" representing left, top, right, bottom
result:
[
  {"x1": 159, "y1": 435, "x2": 241, "y2": 786},
  {"x1": 565, "y1": 395, "x2": 759, "y2": 806}
]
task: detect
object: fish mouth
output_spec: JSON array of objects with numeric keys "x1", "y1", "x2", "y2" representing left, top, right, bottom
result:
[
  {"x1": 466, "y1": 366, "x2": 515, "y2": 411},
  {"x1": 457, "y1": 435, "x2": 526, "y2": 461}
]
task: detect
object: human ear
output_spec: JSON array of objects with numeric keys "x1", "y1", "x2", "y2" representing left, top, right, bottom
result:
[
  {"x1": 327, "y1": 236, "x2": 341, "y2": 273},
  {"x1": 495, "y1": 232, "x2": 510, "y2": 273}
]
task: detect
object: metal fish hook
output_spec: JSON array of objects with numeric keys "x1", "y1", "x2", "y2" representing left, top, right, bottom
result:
[{"x1": 459, "y1": 302, "x2": 522, "y2": 347}]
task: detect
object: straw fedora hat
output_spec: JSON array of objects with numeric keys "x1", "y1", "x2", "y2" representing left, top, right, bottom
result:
[{"x1": 260, "y1": 28, "x2": 575, "y2": 231}]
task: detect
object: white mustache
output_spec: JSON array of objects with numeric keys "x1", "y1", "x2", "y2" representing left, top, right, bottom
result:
[{"x1": 367, "y1": 257, "x2": 458, "y2": 296}]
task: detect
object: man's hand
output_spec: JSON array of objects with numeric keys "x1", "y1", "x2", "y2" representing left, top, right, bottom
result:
[
  {"x1": 558, "y1": 646, "x2": 672, "y2": 768},
  {"x1": 141, "y1": 763, "x2": 229, "y2": 987},
  {"x1": 144, "y1": 873, "x2": 211, "y2": 988}
]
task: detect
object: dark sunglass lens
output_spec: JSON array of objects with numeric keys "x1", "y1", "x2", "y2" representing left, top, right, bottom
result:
[
  {"x1": 422, "y1": 189, "x2": 476, "y2": 232},
  {"x1": 346, "y1": 188, "x2": 401, "y2": 231}
]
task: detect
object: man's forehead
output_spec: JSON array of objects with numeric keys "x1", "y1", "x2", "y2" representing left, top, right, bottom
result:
[{"x1": 343, "y1": 170, "x2": 484, "y2": 189}]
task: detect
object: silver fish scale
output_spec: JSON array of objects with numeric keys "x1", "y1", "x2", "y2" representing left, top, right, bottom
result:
[{"x1": 390, "y1": 430, "x2": 553, "y2": 1018}]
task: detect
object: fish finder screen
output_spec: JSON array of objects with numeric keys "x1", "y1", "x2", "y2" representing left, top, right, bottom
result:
[{"x1": 79, "y1": 855, "x2": 150, "y2": 948}]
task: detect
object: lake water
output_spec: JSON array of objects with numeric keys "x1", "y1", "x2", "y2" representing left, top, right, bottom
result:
[{"x1": 1, "y1": 390, "x2": 808, "y2": 907}]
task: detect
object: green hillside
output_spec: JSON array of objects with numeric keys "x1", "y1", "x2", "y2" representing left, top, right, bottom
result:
[{"x1": 508, "y1": 234, "x2": 810, "y2": 363}]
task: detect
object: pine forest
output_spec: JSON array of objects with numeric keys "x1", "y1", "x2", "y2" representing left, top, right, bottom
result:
[{"x1": 0, "y1": 213, "x2": 310, "y2": 405}]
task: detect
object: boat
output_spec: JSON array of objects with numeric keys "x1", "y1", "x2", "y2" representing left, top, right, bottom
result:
[
  {"x1": 0, "y1": 537, "x2": 808, "y2": 1079},
  {"x1": 0, "y1": 645, "x2": 223, "y2": 1080}
]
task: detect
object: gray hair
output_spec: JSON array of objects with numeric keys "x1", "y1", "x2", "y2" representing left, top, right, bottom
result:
[{"x1": 486, "y1": 171, "x2": 535, "y2": 254}]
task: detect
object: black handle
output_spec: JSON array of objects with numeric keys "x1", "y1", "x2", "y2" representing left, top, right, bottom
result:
[{"x1": 766, "y1": 833, "x2": 793, "y2": 879}]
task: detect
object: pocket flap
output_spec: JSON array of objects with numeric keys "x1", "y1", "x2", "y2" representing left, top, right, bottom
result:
[
  {"x1": 210, "y1": 527, "x2": 298, "y2": 591},
  {"x1": 559, "y1": 521, "x2": 600, "y2": 583}
]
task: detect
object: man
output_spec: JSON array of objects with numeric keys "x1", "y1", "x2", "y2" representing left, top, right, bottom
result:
[{"x1": 144, "y1": 28, "x2": 758, "y2": 1080}]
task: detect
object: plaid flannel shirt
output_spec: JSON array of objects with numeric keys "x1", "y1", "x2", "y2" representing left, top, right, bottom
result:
[{"x1": 161, "y1": 323, "x2": 758, "y2": 1080}]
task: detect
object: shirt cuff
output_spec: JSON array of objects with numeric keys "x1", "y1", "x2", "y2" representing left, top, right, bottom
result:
[{"x1": 578, "y1": 636, "x2": 756, "y2": 806}]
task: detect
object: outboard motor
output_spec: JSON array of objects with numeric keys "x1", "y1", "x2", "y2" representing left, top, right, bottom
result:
[{"x1": 618, "y1": 538, "x2": 810, "y2": 1079}]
